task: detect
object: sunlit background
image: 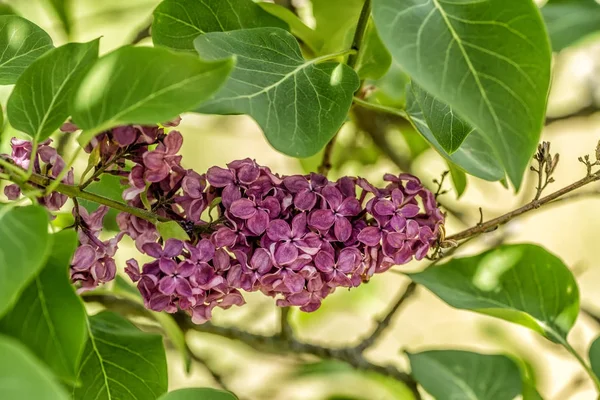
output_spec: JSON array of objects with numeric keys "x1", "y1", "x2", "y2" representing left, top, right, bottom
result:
[{"x1": 2, "y1": 0, "x2": 600, "y2": 399}]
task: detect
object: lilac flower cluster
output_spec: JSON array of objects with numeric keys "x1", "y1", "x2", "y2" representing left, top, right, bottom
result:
[{"x1": 1, "y1": 120, "x2": 444, "y2": 324}]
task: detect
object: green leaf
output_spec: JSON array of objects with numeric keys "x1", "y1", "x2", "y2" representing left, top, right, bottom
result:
[
  {"x1": 194, "y1": 28, "x2": 359, "y2": 157},
  {"x1": 7, "y1": 39, "x2": 99, "y2": 142},
  {"x1": 406, "y1": 85, "x2": 504, "y2": 182},
  {"x1": 590, "y1": 336, "x2": 600, "y2": 380},
  {"x1": 408, "y1": 350, "x2": 523, "y2": 400},
  {"x1": 0, "y1": 205, "x2": 51, "y2": 318},
  {"x1": 45, "y1": 0, "x2": 72, "y2": 36},
  {"x1": 411, "y1": 244, "x2": 579, "y2": 341},
  {"x1": 0, "y1": 230, "x2": 86, "y2": 384},
  {"x1": 258, "y1": 2, "x2": 323, "y2": 54},
  {"x1": 158, "y1": 388, "x2": 238, "y2": 400},
  {"x1": 0, "y1": 334, "x2": 69, "y2": 400},
  {"x1": 72, "y1": 46, "x2": 234, "y2": 146},
  {"x1": 447, "y1": 161, "x2": 466, "y2": 198},
  {"x1": 373, "y1": 61, "x2": 410, "y2": 108},
  {"x1": 157, "y1": 221, "x2": 190, "y2": 241},
  {"x1": 78, "y1": 174, "x2": 127, "y2": 231},
  {"x1": 355, "y1": 21, "x2": 392, "y2": 80},
  {"x1": 542, "y1": 0, "x2": 600, "y2": 51},
  {"x1": 0, "y1": 15, "x2": 54, "y2": 85},
  {"x1": 73, "y1": 311, "x2": 168, "y2": 400},
  {"x1": 152, "y1": 0, "x2": 287, "y2": 52},
  {"x1": 373, "y1": 0, "x2": 552, "y2": 189},
  {"x1": 0, "y1": 4, "x2": 16, "y2": 15}
]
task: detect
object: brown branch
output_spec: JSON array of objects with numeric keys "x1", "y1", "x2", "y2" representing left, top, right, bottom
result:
[
  {"x1": 545, "y1": 104, "x2": 599, "y2": 125},
  {"x1": 356, "y1": 282, "x2": 417, "y2": 352},
  {"x1": 318, "y1": 137, "x2": 337, "y2": 176},
  {"x1": 83, "y1": 294, "x2": 421, "y2": 398},
  {"x1": 447, "y1": 170, "x2": 600, "y2": 241}
]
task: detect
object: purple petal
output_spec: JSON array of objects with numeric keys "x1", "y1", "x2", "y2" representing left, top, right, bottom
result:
[
  {"x1": 142, "y1": 242, "x2": 163, "y2": 258},
  {"x1": 390, "y1": 215, "x2": 407, "y2": 232},
  {"x1": 250, "y1": 248, "x2": 273, "y2": 274},
  {"x1": 282, "y1": 270, "x2": 305, "y2": 293},
  {"x1": 3, "y1": 184, "x2": 21, "y2": 200},
  {"x1": 247, "y1": 209, "x2": 269, "y2": 235},
  {"x1": 148, "y1": 294, "x2": 172, "y2": 312},
  {"x1": 267, "y1": 219, "x2": 292, "y2": 241},
  {"x1": 175, "y1": 277, "x2": 193, "y2": 297},
  {"x1": 374, "y1": 199, "x2": 396, "y2": 216},
  {"x1": 406, "y1": 220, "x2": 419, "y2": 238},
  {"x1": 237, "y1": 163, "x2": 260, "y2": 184},
  {"x1": 386, "y1": 232, "x2": 407, "y2": 248},
  {"x1": 164, "y1": 131, "x2": 183, "y2": 155},
  {"x1": 291, "y1": 213, "x2": 307, "y2": 238},
  {"x1": 158, "y1": 277, "x2": 177, "y2": 295},
  {"x1": 357, "y1": 226, "x2": 382, "y2": 246},
  {"x1": 308, "y1": 209, "x2": 335, "y2": 230},
  {"x1": 71, "y1": 245, "x2": 96, "y2": 270},
  {"x1": 260, "y1": 197, "x2": 281, "y2": 217},
  {"x1": 221, "y1": 184, "x2": 241, "y2": 208},
  {"x1": 163, "y1": 239, "x2": 183, "y2": 258},
  {"x1": 337, "y1": 248, "x2": 361, "y2": 273},
  {"x1": 321, "y1": 185, "x2": 342, "y2": 209},
  {"x1": 275, "y1": 242, "x2": 298, "y2": 265},
  {"x1": 112, "y1": 126, "x2": 138, "y2": 146},
  {"x1": 337, "y1": 197, "x2": 361, "y2": 216},
  {"x1": 177, "y1": 261, "x2": 197, "y2": 278},
  {"x1": 283, "y1": 175, "x2": 310, "y2": 192},
  {"x1": 391, "y1": 189, "x2": 404, "y2": 206},
  {"x1": 206, "y1": 166, "x2": 234, "y2": 187},
  {"x1": 400, "y1": 204, "x2": 421, "y2": 218},
  {"x1": 294, "y1": 190, "x2": 317, "y2": 211},
  {"x1": 213, "y1": 227, "x2": 237, "y2": 248},
  {"x1": 124, "y1": 259, "x2": 141, "y2": 282},
  {"x1": 334, "y1": 216, "x2": 352, "y2": 242},
  {"x1": 286, "y1": 291, "x2": 311, "y2": 306},
  {"x1": 159, "y1": 258, "x2": 177, "y2": 275},
  {"x1": 230, "y1": 198, "x2": 257, "y2": 219},
  {"x1": 315, "y1": 251, "x2": 334, "y2": 273},
  {"x1": 196, "y1": 239, "x2": 216, "y2": 262}
]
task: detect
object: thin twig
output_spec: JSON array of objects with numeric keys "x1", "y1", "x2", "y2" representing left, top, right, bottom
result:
[
  {"x1": 356, "y1": 282, "x2": 417, "y2": 352},
  {"x1": 280, "y1": 307, "x2": 293, "y2": 340},
  {"x1": 317, "y1": 137, "x2": 337, "y2": 176}
]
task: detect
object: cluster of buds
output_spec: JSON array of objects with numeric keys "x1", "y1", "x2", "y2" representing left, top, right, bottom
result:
[{"x1": 1, "y1": 120, "x2": 445, "y2": 323}]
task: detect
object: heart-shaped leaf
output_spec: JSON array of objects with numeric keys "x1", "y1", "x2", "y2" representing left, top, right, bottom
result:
[
  {"x1": 158, "y1": 388, "x2": 238, "y2": 400},
  {"x1": 72, "y1": 46, "x2": 234, "y2": 145},
  {"x1": 194, "y1": 28, "x2": 359, "y2": 157},
  {"x1": 0, "y1": 230, "x2": 86, "y2": 384},
  {"x1": 73, "y1": 311, "x2": 168, "y2": 400},
  {"x1": 373, "y1": 0, "x2": 552, "y2": 189},
  {"x1": 7, "y1": 39, "x2": 99, "y2": 142},
  {"x1": 409, "y1": 350, "x2": 526, "y2": 400},
  {"x1": 0, "y1": 15, "x2": 53, "y2": 85},
  {"x1": 152, "y1": 0, "x2": 287, "y2": 52},
  {"x1": 411, "y1": 244, "x2": 579, "y2": 341},
  {"x1": 0, "y1": 205, "x2": 52, "y2": 318},
  {"x1": 0, "y1": 334, "x2": 69, "y2": 400},
  {"x1": 406, "y1": 85, "x2": 504, "y2": 182},
  {"x1": 542, "y1": 0, "x2": 600, "y2": 51}
]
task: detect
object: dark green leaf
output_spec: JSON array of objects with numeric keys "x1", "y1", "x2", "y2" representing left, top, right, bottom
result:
[
  {"x1": 356, "y1": 21, "x2": 391, "y2": 80},
  {"x1": 590, "y1": 336, "x2": 600, "y2": 380},
  {"x1": 152, "y1": 0, "x2": 287, "y2": 52},
  {"x1": 194, "y1": 28, "x2": 359, "y2": 157},
  {"x1": 7, "y1": 39, "x2": 99, "y2": 141},
  {"x1": 0, "y1": 230, "x2": 86, "y2": 384},
  {"x1": 447, "y1": 161, "x2": 466, "y2": 198},
  {"x1": 0, "y1": 205, "x2": 51, "y2": 317},
  {"x1": 45, "y1": 0, "x2": 71, "y2": 36},
  {"x1": 258, "y1": 2, "x2": 323, "y2": 53},
  {"x1": 73, "y1": 311, "x2": 168, "y2": 400},
  {"x1": 0, "y1": 15, "x2": 53, "y2": 85},
  {"x1": 158, "y1": 388, "x2": 237, "y2": 400},
  {"x1": 373, "y1": 61, "x2": 410, "y2": 108},
  {"x1": 411, "y1": 244, "x2": 579, "y2": 341},
  {"x1": 0, "y1": 4, "x2": 16, "y2": 15},
  {"x1": 373, "y1": 0, "x2": 552, "y2": 189},
  {"x1": 408, "y1": 350, "x2": 523, "y2": 400},
  {"x1": 79, "y1": 174, "x2": 127, "y2": 231},
  {"x1": 406, "y1": 85, "x2": 504, "y2": 182},
  {"x1": 157, "y1": 221, "x2": 191, "y2": 241},
  {"x1": 72, "y1": 46, "x2": 234, "y2": 145},
  {"x1": 542, "y1": 0, "x2": 600, "y2": 51},
  {"x1": 0, "y1": 334, "x2": 69, "y2": 400}
]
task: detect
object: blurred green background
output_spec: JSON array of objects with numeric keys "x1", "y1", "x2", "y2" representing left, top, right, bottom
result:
[{"x1": 2, "y1": 0, "x2": 600, "y2": 399}]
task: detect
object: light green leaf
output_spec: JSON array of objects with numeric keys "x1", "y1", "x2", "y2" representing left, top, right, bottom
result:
[
  {"x1": 406, "y1": 86, "x2": 504, "y2": 182},
  {"x1": 411, "y1": 244, "x2": 579, "y2": 341},
  {"x1": 373, "y1": 61, "x2": 410, "y2": 108},
  {"x1": 152, "y1": 0, "x2": 287, "y2": 52},
  {"x1": 0, "y1": 230, "x2": 86, "y2": 384},
  {"x1": 0, "y1": 15, "x2": 53, "y2": 85},
  {"x1": 158, "y1": 388, "x2": 238, "y2": 400},
  {"x1": 194, "y1": 28, "x2": 359, "y2": 157},
  {"x1": 0, "y1": 334, "x2": 69, "y2": 400},
  {"x1": 0, "y1": 4, "x2": 16, "y2": 15},
  {"x1": 373, "y1": 0, "x2": 552, "y2": 189},
  {"x1": 542, "y1": 0, "x2": 600, "y2": 51},
  {"x1": 447, "y1": 161, "x2": 466, "y2": 198},
  {"x1": 72, "y1": 46, "x2": 234, "y2": 146},
  {"x1": 590, "y1": 336, "x2": 600, "y2": 380},
  {"x1": 258, "y1": 2, "x2": 323, "y2": 53},
  {"x1": 7, "y1": 39, "x2": 99, "y2": 142},
  {"x1": 356, "y1": 21, "x2": 392, "y2": 80},
  {"x1": 0, "y1": 205, "x2": 51, "y2": 318},
  {"x1": 408, "y1": 350, "x2": 523, "y2": 400},
  {"x1": 157, "y1": 221, "x2": 190, "y2": 241},
  {"x1": 73, "y1": 311, "x2": 168, "y2": 400}
]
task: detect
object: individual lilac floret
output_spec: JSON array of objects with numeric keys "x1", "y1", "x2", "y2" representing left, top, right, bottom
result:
[{"x1": 3, "y1": 138, "x2": 74, "y2": 211}]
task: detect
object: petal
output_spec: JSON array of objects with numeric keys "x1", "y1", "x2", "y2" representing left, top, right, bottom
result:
[
  {"x1": 283, "y1": 271, "x2": 305, "y2": 293},
  {"x1": 321, "y1": 185, "x2": 342, "y2": 209},
  {"x1": 142, "y1": 242, "x2": 163, "y2": 258},
  {"x1": 337, "y1": 197, "x2": 361, "y2": 216},
  {"x1": 391, "y1": 189, "x2": 405, "y2": 206},
  {"x1": 237, "y1": 163, "x2": 260, "y2": 184},
  {"x1": 159, "y1": 258, "x2": 178, "y2": 275},
  {"x1": 337, "y1": 248, "x2": 361, "y2": 273},
  {"x1": 221, "y1": 184, "x2": 241, "y2": 208},
  {"x1": 3, "y1": 184, "x2": 21, "y2": 200},
  {"x1": 148, "y1": 294, "x2": 172, "y2": 311},
  {"x1": 206, "y1": 166, "x2": 234, "y2": 187},
  {"x1": 291, "y1": 213, "x2": 308, "y2": 238},
  {"x1": 213, "y1": 249, "x2": 231, "y2": 271},
  {"x1": 213, "y1": 227, "x2": 237, "y2": 248},
  {"x1": 390, "y1": 215, "x2": 407, "y2": 232},
  {"x1": 406, "y1": 220, "x2": 419, "y2": 238},
  {"x1": 337, "y1": 177, "x2": 356, "y2": 198},
  {"x1": 175, "y1": 278, "x2": 193, "y2": 297},
  {"x1": 275, "y1": 242, "x2": 298, "y2": 265},
  {"x1": 190, "y1": 304, "x2": 213, "y2": 324},
  {"x1": 373, "y1": 199, "x2": 396, "y2": 216},
  {"x1": 334, "y1": 216, "x2": 352, "y2": 242},
  {"x1": 178, "y1": 261, "x2": 197, "y2": 277},
  {"x1": 219, "y1": 290, "x2": 245, "y2": 308},
  {"x1": 230, "y1": 198, "x2": 257, "y2": 219},
  {"x1": 158, "y1": 277, "x2": 177, "y2": 295},
  {"x1": 357, "y1": 226, "x2": 382, "y2": 246},
  {"x1": 267, "y1": 219, "x2": 292, "y2": 241},
  {"x1": 386, "y1": 232, "x2": 407, "y2": 248},
  {"x1": 250, "y1": 248, "x2": 273, "y2": 274},
  {"x1": 247, "y1": 209, "x2": 269, "y2": 235},
  {"x1": 164, "y1": 131, "x2": 183, "y2": 154},
  {"x1": 163, "y1": 239, "x2": 184, "y2": 258},
  {"x1": 260, "y1": 197, "x2": 281, "y2": 217},
  {"x1": 294, "y1": 190, "x2": 317, "y2": 211},
  {"x1": 196, "y1": 239, "x2": 216, "y2": 262},
  {"x1": 71, "y1": 245, "x2": 96, "y2": 270},
  {"x1": 283, "y1": 175, "x2": 310, "y2": 192},
  {"x1": 286, "y1": 291, "x2": 311, "y2": 306},
  {"x1": 400, "y1": 204, "x2": 421, "y2": 218},
  {"x1": 144, "y1": 163, "x2": 169, "y2": 183},
  {"x1": 314, "y1": 251, "x2": 335, "y2": 273},
  {"x1": 112, "y1": 126, "x2": 138, "y2": 146},
  {"x1": 308, "y1": 209, "x2": 335, "y2": 231},
  {"x1": 124, "y1": 259, "x2": 141, "y2": 282}
]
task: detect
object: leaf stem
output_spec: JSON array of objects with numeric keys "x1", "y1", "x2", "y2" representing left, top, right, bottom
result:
[
  {"x1": 347, "y1": 0, "x2": 372, "y2": 69},
  {"x1": 550, "y1": 331, "x2": 600, "y2": 391},
  {"x1": 353, "y1": 97, "x2": 410, "y2": 120}
]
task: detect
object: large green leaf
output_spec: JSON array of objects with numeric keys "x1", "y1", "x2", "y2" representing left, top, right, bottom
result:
[
  {"x1": 152, "y1": 0, "x2": 287, "y2": 52},
  {"x1": 7, "y1": 39, "x2": 99, "y2": 142},
  {"x1": 542, "y1": 0, "x2": 600, "y2": 51},
  {"x1": 0, "y1": 205, "x2": 51, "y2": 318},
  {"x1": 590, "y1": 336, "x2": 600, "y2": 380},
  {"x1": 73, "y1": 311, "x2": 168, "y2": 400},
  {"x1": 0, "y1": 334, "x2": 69, "y2": 400},
  {"x1": 406, "y1": 85, "x2": 504, "y2": 181},
  {"x1": 411, "y1": 244, "x2": 579, "y2": 341},
  {"x1": 194, "y1": 28, "x2": 359, "y2": 157},
  {"x1": 0, "y1": 230, "x2": 85, "y2": 384},
  {"x1": 158, "y1": 388, "x2": 238, "y2": 400},
  {"x1": 72, "y1": 46, "x2": 234, "y2": 145},
  {"x1": 373, "y1": 0, "x2": 552, "y2": 189},
  {"x1": 0, "y1": 15, "x2": 53, "y2": 85},
  {"x1": 409, "y1": 350, "x2": 523, "y2": 400}
]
